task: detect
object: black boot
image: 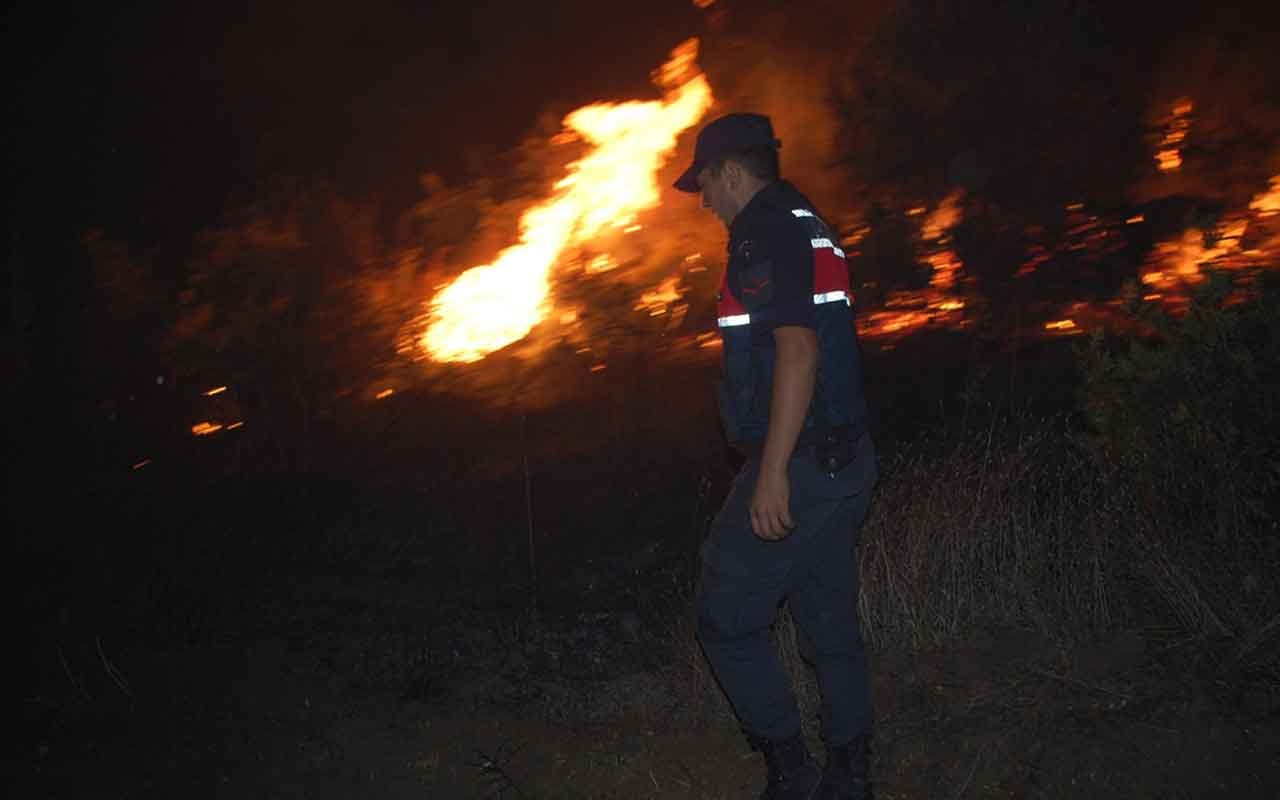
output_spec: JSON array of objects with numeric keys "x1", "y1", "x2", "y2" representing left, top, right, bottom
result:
[
  {"x1": 814, "y1": 736, "x2": 873, "y2": 800},
  {"x1": 752, "y1": 733, "x2": 821, "y2": 800}
]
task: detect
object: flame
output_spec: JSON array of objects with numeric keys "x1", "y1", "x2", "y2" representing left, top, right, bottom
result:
[
  {"x1": 921, "y1": 189, "x2": 964, "y2": 291},
  {"x1": 634, "y1": 276, "x2": 683, "y2": 316},
  {"x1": 1250, "y1": 175, "x2": 1280, "y2": 217},
  {"x1": 1122, "y1": 172, "x2": 1280, "y2": 314},
  {"x1": 1155, "y1": 97, "x2": 1192, "y2": 173},
  {"x1": 859, "y1": 190, "x2": 969, "y2": 338},
  {"x1": 420, "y1": 39, "x2": 713, "y2": 363},
  {"x1": 587, "y1": 253, "x2": 619, "y2": 273},
  {"x1": 1142, "y1": 218, "x2": 1252, "y2": 292}
]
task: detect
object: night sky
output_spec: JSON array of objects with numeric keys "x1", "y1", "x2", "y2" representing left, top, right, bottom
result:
[
  {"x1": 10, "y1": 1, "x2": 1278, "y2": 244},
  {"x1": 7, "y1": 0, "x2": 704, "y2": 243}
]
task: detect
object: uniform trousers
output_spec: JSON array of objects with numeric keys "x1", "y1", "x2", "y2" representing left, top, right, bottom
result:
[{"x1": 696, "y1": 433, "x2": 877, "y2": 746}]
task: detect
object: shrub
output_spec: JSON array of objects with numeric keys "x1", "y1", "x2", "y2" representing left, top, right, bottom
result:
[{"x1": 1076, "y1": 272, "x2": 1280, "y2": 647}]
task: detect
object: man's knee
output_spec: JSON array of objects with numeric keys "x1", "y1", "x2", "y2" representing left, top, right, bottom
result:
[
  {"x1": 696, "y1": 577, "x2": 775, "y2": 644},
  {"x1": 805, "y1": 619, "x2": 865, "y2": 660},
  {"x1": 695, "y1": 582, "x2": 739, "y2": 643},
  {"x1": 791, "y1": 597, "x2": 864, "y2": 660}
]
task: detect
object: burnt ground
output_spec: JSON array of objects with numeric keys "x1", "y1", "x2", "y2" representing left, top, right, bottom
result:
[{"x1": 12, "y1": 332, "x2": 1280, "y2": 798}]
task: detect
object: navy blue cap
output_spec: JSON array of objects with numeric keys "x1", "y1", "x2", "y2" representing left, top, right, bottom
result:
[{"x1": 673, "y1": 113, "x2": 781, "y2": 193}]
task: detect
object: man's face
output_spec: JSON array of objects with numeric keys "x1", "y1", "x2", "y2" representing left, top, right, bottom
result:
[{"x1": 697, "y1": 164, "x2": 738, "y2": 228}]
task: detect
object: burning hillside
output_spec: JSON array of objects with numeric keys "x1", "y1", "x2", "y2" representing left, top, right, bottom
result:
[{"x1": 409, "y1": 42, "x2": 1280, "y2": 376}]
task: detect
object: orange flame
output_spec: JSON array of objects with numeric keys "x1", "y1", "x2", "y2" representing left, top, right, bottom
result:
[
  {"x1": 1250, "y1": 175, "x2": 1280, "y2": 217},
  {"x1": 922, "y1": 189, "x2": 964, "y2": 292},
  {"x1": 421, "y1": 39, "x2": 714, "y2": 363},
  {"x1": 634, "y1": 276, "x2": 683, "y2": 316},
  {"x1": 1136, "y1": 173, "x2": 1280, "y2": 311},
  {"x1": 858, "y1": 190, "x2": 969, "y2": 338},
  {"x1": 1155, "y1": 97, "x2": 1192, "y2": 173}
]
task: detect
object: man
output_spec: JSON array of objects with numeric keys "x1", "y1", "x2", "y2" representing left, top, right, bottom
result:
[{"x1": 674, "y1": 113, "x2": 878, "y2": 800}]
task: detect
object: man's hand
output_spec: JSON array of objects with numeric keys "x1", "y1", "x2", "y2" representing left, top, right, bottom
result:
[{"x1": 750, "y1": 465, "x2": 795, "y2": 540}]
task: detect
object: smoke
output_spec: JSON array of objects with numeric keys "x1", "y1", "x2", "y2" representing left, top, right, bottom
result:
[{"x1": 693, "y1": 1, "x2": 896, "y2": 230}]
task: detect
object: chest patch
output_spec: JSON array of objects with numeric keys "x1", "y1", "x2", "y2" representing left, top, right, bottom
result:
[{"x1": 734, "y1": 238, "x2": 774, "y2": 311}]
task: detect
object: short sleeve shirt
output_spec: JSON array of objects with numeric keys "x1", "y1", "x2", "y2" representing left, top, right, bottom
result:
[{"x1": 725, "y1": 182, "x2": 819, "y2": 334}]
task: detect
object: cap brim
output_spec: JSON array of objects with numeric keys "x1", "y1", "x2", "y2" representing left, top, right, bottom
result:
[{"x1": 673, "y1": 162, "x2": 701, "y2": 193}]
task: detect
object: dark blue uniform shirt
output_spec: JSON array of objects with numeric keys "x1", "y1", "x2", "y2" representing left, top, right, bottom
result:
[{"x1": 716, "y1": 181, "x2": 869, "y2": 449}]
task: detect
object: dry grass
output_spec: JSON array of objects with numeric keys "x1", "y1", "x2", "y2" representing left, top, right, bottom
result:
[
  {"x1": 857, "y1": 419, "x2": 1126, "y2": 650},
  {"x1": 675, "y1": 412, "x2": 1279, "y2": 726},
  {"x1": 852, "y1": 413, "x2": 1278, "y2": 675}
]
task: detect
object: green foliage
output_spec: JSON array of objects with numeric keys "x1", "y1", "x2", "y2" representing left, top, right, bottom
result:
[{"x1": 1078, "y1": 272, "x2": 1280, "y2": 530}]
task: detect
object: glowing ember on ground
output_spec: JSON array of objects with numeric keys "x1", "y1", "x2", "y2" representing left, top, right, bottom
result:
[
  {"x1": 192, "y1": 422, "x2": 222, "y2": 436},
  {"x1": 421, "y1": 39, "x2": 713, "y2": 363},
  {"x1": 204, "y1": 385, "x2": 227, "y2": 396},
  {"x1": 375, "y1": 388, "x2": 394, "y2": 400},
  {"x1": 1044, "y1": 319, "x2": 1079, "y2": 332}
]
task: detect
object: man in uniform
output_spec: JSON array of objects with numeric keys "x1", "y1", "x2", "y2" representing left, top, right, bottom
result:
[{"x1": 674, "y1": 113, "x2": 878, "y2": 800}]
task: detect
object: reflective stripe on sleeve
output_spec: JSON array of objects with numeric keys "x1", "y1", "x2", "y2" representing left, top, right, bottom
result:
[
  {"x1": 717, "y1": 292, "x2": 849, "y2": 328},
  {"x1": 791, "y1": 208, "x2": 815, "y2": 217},
  {"x1": 810, "y1": 237, "x2": 846, "y2": 258},
  {"x1": 717, "y1": 313, "x2": 752, "y2": 328}
]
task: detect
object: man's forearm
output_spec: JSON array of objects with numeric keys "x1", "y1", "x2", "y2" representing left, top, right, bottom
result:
[{"x1": 760, "y1": 326, "x2": 818, "y2": 474}]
